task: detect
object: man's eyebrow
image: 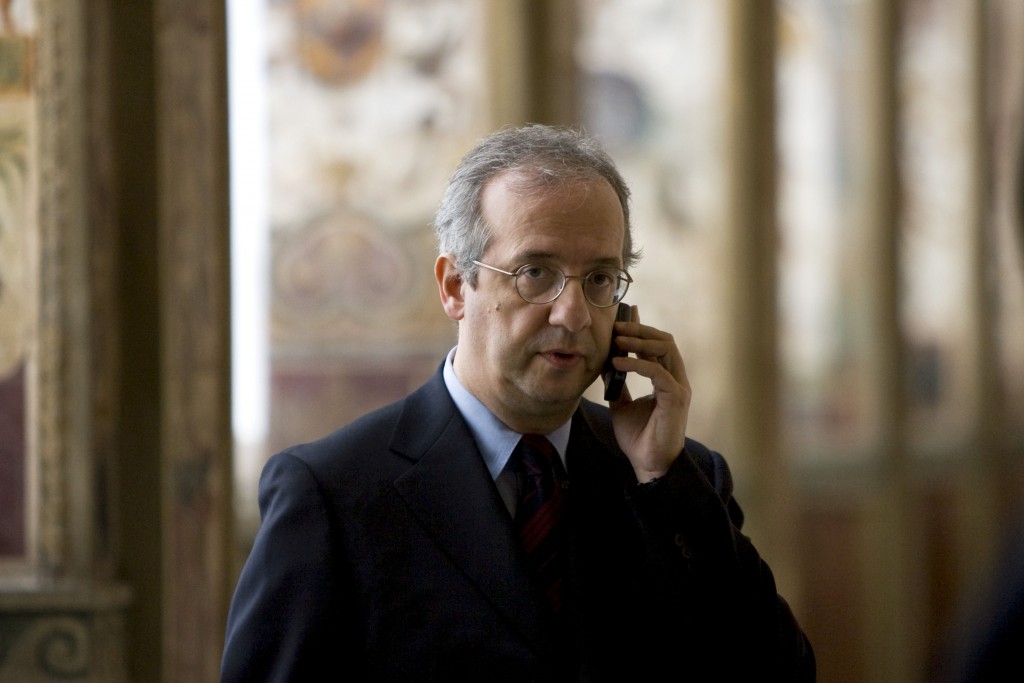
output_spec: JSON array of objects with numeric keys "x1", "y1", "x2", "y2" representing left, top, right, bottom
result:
[
  {"x1": 511, "y1": 250, "x2": 557, "y2": 263},
  {"x1": 511, "y1": 251, "x2": 624, "y2": 268},
  {"x1": 590, "y1": 257, "x2": 626, "y2": 269}
]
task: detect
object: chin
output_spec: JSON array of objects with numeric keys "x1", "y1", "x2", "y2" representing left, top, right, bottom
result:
[
  {"x1": 531, "y1": 376, "x2": 594, "y2": 406},
  {"x1": 513, "y1": 360, "x2": 596, "y2": 402}
]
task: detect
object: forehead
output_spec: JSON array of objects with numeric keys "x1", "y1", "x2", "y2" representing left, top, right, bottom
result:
[{"x1": 480, "y1": 171, "x2": 625, "y2": 262}]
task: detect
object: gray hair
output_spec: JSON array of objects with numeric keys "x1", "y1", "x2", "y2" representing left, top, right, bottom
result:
[{"x1": 434, "y1": 124, "x2": 639, "y2": 285}]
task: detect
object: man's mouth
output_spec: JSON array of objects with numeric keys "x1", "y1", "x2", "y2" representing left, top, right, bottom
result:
[{"x1": 540, "y1": 350, "x2": 584, "y2": 368}]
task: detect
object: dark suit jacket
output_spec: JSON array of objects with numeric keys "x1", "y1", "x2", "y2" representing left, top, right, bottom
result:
[{"x1": 222, "y1": 367, "x2": 815, "y2": 681}]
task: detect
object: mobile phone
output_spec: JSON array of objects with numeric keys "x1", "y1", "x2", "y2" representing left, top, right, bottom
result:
[{"x1": 602, "y1": 302, "x2": 631, "y2": 401}]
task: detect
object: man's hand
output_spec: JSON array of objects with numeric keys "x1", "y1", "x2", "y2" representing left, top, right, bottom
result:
[{"x1": 607, "y1": 306, "x2": 691, "y2": 483}]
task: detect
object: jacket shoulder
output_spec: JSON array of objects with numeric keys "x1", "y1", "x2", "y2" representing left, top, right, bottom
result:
[{"x1": 275, "y1": 367, "x2": 458, "y2": 476}]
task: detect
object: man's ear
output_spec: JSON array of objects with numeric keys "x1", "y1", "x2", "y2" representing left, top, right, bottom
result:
[{"x1": 435, "y1": 253, "x2": 465, "y2": 321}]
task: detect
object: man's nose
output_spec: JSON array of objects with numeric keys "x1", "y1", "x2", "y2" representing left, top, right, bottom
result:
[{"x1": 547, "y1": 278, "x2": 592, "y2": 333}]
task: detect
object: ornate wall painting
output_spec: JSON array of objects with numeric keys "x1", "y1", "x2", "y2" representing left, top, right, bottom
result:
[
  {"x1": 899, "y1": 0, "x2": 976, "y2": 453},
  {"x1": 989, "y1": 0, "x2": 1024, "y2": 431},
  {"x1": 0, "y1": 3, "x2": 34, "y2": 567},
  {"x1": 776, "y1": 0, "x2": 878, "y2": 461},
  {"x1": 263, "y1": 0, "x2": 490, "y2": 456}
]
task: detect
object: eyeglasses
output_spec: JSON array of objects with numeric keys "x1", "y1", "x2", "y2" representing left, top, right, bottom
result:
[{"x1": 472, "y1": 260, "x2": 632, "y2": 308}]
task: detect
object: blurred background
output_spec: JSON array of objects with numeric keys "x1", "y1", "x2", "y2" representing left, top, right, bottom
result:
[{"x1": 1, "y1": 1, "x2": 1022, "y2": 681}]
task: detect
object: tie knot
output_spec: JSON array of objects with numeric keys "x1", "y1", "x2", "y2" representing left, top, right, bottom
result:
[
  {"x1": 515, "y1": 435, "x2": 566, "y2": 483},
  {"x1": 521, "y1": 434, "x2": 556, "y2": 460}
]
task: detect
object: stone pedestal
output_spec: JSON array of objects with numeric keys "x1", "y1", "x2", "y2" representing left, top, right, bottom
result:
[{"x1": 0, "y1": 581, "x2": 131, "y2": 683}]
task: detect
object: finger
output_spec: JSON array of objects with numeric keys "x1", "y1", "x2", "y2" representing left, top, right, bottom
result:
[
  {"x1": 613, "y1": 334, "x2": 682, "y2": 372},
  {"x1": 613, "y1": 342, "x2": 689, "y2": 392},
  {"x1": 614, "y1": 354, "x2": 672, "y2": 385}
]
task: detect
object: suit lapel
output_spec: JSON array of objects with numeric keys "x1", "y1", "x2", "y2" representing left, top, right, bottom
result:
[
  {"x1": 389, "y1": 371, "x2": 551, "y2": 654},
  {"x1": 564, "y1": 405, "x2": 647, "y2": 674}
]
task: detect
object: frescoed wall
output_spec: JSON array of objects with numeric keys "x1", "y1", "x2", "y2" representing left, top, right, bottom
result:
[{"x1": 0, "y1": 0, "x2": 33, "y2": 566}]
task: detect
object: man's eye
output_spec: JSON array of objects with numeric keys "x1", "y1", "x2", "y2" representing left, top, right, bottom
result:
[
  {"x1": 520, "y1": 265, "x2": 551, "y2": 280},
  {"x1": 589, "y1": 271, "x2": 614, "y2": 287}
]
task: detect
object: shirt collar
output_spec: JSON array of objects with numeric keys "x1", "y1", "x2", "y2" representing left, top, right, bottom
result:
[{"x1": 442, "y1": 347, "x2": 571, "y2": 480}]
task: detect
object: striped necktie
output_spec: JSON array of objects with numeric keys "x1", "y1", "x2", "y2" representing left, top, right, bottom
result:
[{"x1": 514, "y1": 434, "x2": 569, "y2": 617}]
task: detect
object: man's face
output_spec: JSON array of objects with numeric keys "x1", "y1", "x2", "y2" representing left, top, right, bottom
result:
[{"x1": 448, "y1": 172, "x2": 626, "y2": 433}]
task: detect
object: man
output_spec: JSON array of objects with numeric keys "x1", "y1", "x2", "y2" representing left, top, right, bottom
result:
[{"x1": 221, "y1": 124, "x2": 815, "y2": 681}]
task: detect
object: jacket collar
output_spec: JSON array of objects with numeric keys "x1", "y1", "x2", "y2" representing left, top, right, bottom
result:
[{"x1": 388, "y1": 368, "x2": 554, "y2": 656}]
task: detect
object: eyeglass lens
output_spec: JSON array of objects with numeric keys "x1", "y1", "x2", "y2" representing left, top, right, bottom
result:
[{"x1": 515, "y1": 264, "x2": 627, "y2": 307}]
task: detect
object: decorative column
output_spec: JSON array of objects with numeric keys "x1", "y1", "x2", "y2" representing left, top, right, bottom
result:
[
  {"x1": 855, "y1": 1, "x2": 923, "y2": 680},
  {"x1": 154, "y1": 1, "x2": 233, "y2": 681},
  {"x1": 720, "y1": 0, "x2": 799, "y2": 601},
  {"x1": 486, "y1": 0, "x2": 578, "y2": 127},
  {"x1": 0, "y1": 1, "x2": 132, "y2": 681}
]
